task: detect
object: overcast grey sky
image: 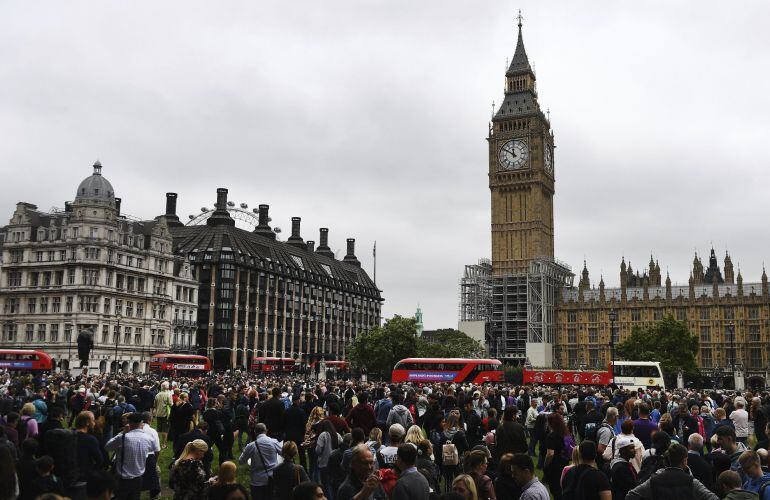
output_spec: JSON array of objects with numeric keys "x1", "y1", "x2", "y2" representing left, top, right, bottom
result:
[{"x1": 2, "y1": 1, "x2": 769, "y2": 329}]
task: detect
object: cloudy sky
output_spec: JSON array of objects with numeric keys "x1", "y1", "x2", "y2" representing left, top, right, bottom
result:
[{"x1": 2, "y1": 1, "x2": 769, "y2": 329}]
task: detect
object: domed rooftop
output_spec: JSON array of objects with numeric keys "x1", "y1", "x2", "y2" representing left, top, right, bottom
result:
[{"x1": 75, "y1": 160, "x2": 116, "y2": 204}]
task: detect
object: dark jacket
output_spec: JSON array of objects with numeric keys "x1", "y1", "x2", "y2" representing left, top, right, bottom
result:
[
  {"x1": 259, "y1": 397, "x2": 286, "y2": 436},
  {"x1": 175, "y1": 429, "x2": 214, "y2": 473},
  {"x1": 272, "y1": 461, "x2": 309, "y2": 500},
  {"x1": 611, "y1": 459, "x2": 637, "y2": 500},
  {"x1": 687, "y1": 451, "x2": 714, "y2": 492},
  {"x1": 672, "y1": 413, "x2": 699, "y2": 440},
  {"x1": 284, "y1": 405, "x2": 308, "y2": 445},
  {"x1": 463, "y1": 410, "x2": 483, "y2": 445},
  {"x1": 169, "y1": 402, "x2": 195, "y2": 440},
  {"x1": 346, "y1": 403, "x2": 377, "y2": 436},
  {"x1": 37, "y1": 418, "x2": 64, "y2": 455},
  {"x1": 495, "y1": 419, "x2": 528, "y2": 459},
  {"x1": 392, "y1": 469, "x2": 430, "y2": 500}
]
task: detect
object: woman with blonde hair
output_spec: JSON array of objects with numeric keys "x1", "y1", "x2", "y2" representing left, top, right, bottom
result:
[
  {"x1": 452, "y1": 474, "x2": 479, "y2": 500},
  {"x1": 303, "y1": 406, "x2": 327, "y2": 482},
  {"x1": 20, "y1": 403, "x2": 39, "y2": 439},
  {"x1": 170, "y1": 439, "x2": 209, "y2": 500},
  {"x1": 405, "y1": 424, "x2": 424, "y2": 448},
  {"x1": 207, "y1": 461, "x2": 237, "y2": 499},
  {"x1": 273, "y1": 441, "x2": 310, "y2": 499},
  {"x1": 366, "y1": 427, "x2": 383, "y2": 451}
]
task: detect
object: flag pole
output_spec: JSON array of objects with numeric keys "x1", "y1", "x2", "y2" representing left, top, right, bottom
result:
[{"x1": 373, "y1": 241, "x2": 377, "y2": 286}]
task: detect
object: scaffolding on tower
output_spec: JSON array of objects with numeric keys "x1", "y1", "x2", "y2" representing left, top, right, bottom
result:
[
  {"x1": 490, "y1": 258, "x2": 573, "y2": 365},
  {"x1": 458, "y1": 259, "x2": 493, "y2": 323}
]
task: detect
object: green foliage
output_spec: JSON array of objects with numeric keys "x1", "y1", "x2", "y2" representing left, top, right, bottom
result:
[
  {"x1": 349, "y1": 321, "x2": 485, "y2": 378},
  {"x1": 616, "y1": 315, "x2": 699, "y2": 376},
  {"x1": 504, "y1": 365, "x2": 523, "y2": 384},
  {"x1": 348, "y1": 315, "x2": 420, "y2": 378},
  {"x1": 417, "y1": 329, "x2": 485, "y2": 359}
]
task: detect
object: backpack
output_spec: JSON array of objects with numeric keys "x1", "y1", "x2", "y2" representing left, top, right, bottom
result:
[
  {"x1": 442, "y1": 442, "x2": 459, "y2": 466},
  {"x1": 637, "y1": 453, "x2": 666, "y2": 484},
  {"x1": 111, "y1": 403, "x2": 127, "y2": 426},
  {"x1": 561, "y1": 434, "x2": 577, "y2": 462},
  {"x1": 378, "y1": 468, "x2": 398, "y2": 496},
  {"x1": 562, "y1": 465, "x2": 597, "y2": 500},
  {"x1": 47, "y1": 429, "x2": 79, "y2": 486},
  {"x1": 585, "y1": 422, "x2": 612, "y2": 444},
  {"x1": 759, "y1": 478, "x2": 770, "y2": 499}
]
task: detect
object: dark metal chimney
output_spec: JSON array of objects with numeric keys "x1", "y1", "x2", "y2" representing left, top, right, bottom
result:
[
  {"x1": 316, "y1": 228, "x2": 334, "y2": 258},
  {"x1": 287, "y1": 217, "x2": 305, "y2": 248},
  {"x1": 254, "y1": 204, "x2": 276, "y2": 239},
  {"x1": 115, "y1": 198, "x2": 121, "y2": 217},
  {"x1": 164, "y1": 193, "x2": 182, "y2": 227},
  {"x1": 215, "y1": 188, "x2": 228, "y2": 211},
  {"x1": 343, "y1": 238, "x2": 360, "y2": 266},
  {"x1": 165, "y1": 193, "x2": 178, "y2": 216},
  {"x1": 306, "y1": 240, "x2": 315, "y2": 252},
  {"x1": 207, "y1": 188, "x2": 235, "y2": 226}
]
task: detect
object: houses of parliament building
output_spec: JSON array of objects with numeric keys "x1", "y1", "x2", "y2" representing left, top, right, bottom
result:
[
  {"x1": 558, "y1": 250, "x2": 770, "y2": 385},
  {"x1": 459, "y1": 14, "x2": 770, "y2": 385}
]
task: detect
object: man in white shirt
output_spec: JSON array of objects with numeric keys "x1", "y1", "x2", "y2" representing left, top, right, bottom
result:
[
  {"x1": 105, "y1": 413, "x2": 159, "y2": 500},
  {"x1": 731, "y1": 400, "x2": 750, "y2": 445},
  {"x1": 140, "y1": 412, "x2": 161, "y2": 500},
  {"x1": 378, "y1": 424, "x2": 405, "y2": 468}
]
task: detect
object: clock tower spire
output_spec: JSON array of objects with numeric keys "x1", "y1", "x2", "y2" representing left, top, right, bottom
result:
[{"x1": 489, "y1": 12, "x2": 554, "y2": 275}]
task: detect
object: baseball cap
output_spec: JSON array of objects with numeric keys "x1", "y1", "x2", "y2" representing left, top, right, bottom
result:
[
  {"x1": 389, "y1": 423, "x2": 406, "y2": 438},
  {"x1": 615, "y1": 435, "x2": 636, "y2": 449}
]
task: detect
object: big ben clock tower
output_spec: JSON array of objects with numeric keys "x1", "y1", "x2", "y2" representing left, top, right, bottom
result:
[
  {"x1": 485, "y1": 13, "x2": 571, "y2": 367},
  {"x1": 489, "y1": 13, "x2": 554, "y2": 275}
]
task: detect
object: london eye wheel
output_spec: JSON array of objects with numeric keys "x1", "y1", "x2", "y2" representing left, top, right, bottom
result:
[{"x1": 185, "y1": 202, "x2": 282, "y2": 236}]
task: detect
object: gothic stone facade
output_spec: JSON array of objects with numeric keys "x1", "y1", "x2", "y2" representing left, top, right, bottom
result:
[
  {"x1": 0, "y1": 163, "x2": 198, "y2": 373},
  {"x1": 556, "y1": 250, "x2": 770, "y2": 383}
]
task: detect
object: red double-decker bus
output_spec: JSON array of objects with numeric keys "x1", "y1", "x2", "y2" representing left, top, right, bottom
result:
[
  {"x1": 310, "y1": 360, "x2": 350, "y2": 372},
  {"x1": 149, "y1": 354, "x2": 211, "y2": 374},
  {"x1": 0, "y1": 349, "x2": 53, "y2": 371},
  {"x1": 251, "y1": 357, "x2": 299, "y2": 373},
  {"x1": 523, "y1": 366, "x2": 612, "y2": 386},
  {"x1": 391, "y1": 358, "x2": 504, "y2": 384}
]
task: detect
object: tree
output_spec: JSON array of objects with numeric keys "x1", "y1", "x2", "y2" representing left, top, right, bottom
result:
[
  {"x1": 616, "y1": 315, "x2": 699, "y2": 376},
  {"x1": 417, "y1": 329, "x2": 485, "y2": 359},
  {"x1": 348, "y1": 321, "x2": 486, "y2": 379},
  {"x1": 348, "y1": 315, "x2": 419, "y2": 378}
]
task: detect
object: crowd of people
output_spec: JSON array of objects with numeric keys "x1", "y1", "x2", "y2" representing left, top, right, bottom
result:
[{"x1": 1, "y1": 368, "x2": 770, "y2": 500}]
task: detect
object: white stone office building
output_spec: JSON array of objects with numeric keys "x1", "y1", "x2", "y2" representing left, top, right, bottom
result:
[{"x1": 0, "y1": 162, "x2": 198, "y2": 373}]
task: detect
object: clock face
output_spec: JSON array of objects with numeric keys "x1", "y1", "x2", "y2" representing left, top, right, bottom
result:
[
  {"x1": 544, "y1": 146, "x2": 553, "y2": 174},
  {"x1": 498, "y1": 139, "x2": 529, "y2": 170}
]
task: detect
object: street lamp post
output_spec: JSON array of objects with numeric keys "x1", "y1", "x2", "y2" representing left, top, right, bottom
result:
[
  {"x1": 608, "y1": 309, "x2": 618, "y2": 385},
  {"x1": 113, "y1": 314, "x2": 122, "y2": 374},
  {"x1": 728, "y1": 321, "x2": 735, "y2": 373}
]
